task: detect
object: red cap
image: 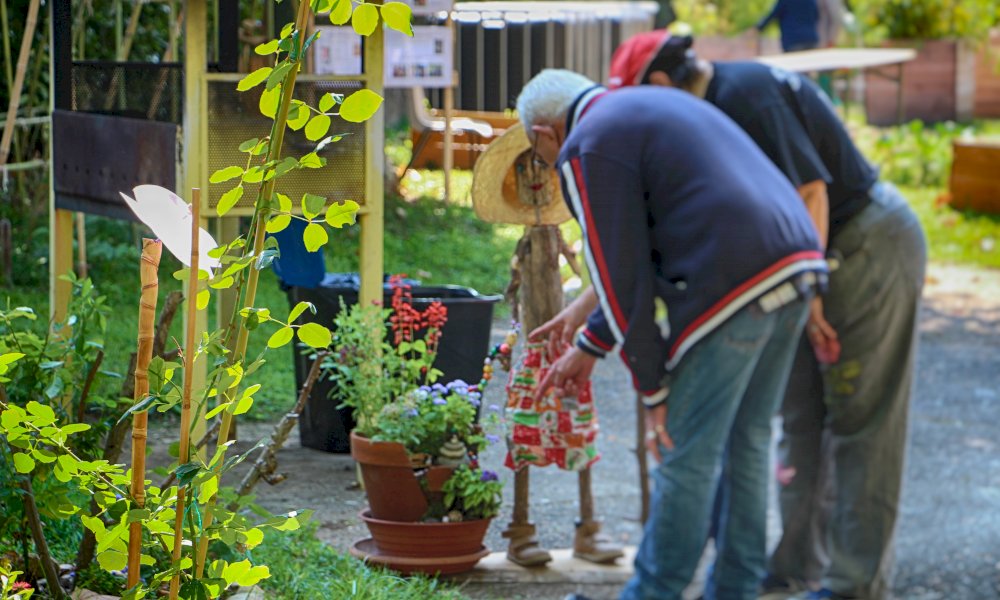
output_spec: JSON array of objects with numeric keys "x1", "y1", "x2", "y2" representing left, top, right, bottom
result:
[{"x1": 608, "y1": 30, "x2": 670, "y2": 89}]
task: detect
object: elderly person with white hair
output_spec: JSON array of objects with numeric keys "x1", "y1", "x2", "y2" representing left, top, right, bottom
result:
[{"x1": 520, "y1": 69, "x2": 827, "y2": 600}]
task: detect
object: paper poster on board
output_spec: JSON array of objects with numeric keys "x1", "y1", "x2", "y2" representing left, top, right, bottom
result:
[
  {"x1": 384, "y1": 25, "x2": 453, "y2": 88},
  {"x1": 313, "y1": 25, "x2": 453, "y2": 89},
  {"x1": 312, "y1": 26, "x2": 362, "y2": 75}
]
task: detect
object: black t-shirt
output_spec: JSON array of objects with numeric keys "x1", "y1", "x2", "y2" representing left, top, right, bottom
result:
[{"x1": 705, "y1": 61, "x2": 878, "y2": 237}]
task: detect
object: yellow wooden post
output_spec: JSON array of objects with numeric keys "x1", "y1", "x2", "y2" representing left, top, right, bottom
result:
[
  {"x1": 359, "y1": 24, "x2": 385, "y2": 307},
  {"x1": 182, "y1": 0, "x2": 207, "y2": 453}
]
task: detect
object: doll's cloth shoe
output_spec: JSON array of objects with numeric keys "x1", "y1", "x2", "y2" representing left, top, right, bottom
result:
[
  {"x1": 503, "y1": 523, "x2": 553, "y2": 567},
  {"x1": 572, "y1": 520, "x2": 624, "y2": 564}
]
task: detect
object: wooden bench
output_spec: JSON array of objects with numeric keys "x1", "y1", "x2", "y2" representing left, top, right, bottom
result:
[{"x1": 404, "y1": 88, "x2": 518, "y2": 172}]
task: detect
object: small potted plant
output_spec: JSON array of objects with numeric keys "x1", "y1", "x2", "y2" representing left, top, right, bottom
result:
[{"x1": 326, "y1": 277, "x2": 511, "y2": 574}]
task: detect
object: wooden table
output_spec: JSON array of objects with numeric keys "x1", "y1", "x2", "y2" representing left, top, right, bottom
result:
[{"x1": 755, "y1": 48, "x2": 917, "y2": 124}]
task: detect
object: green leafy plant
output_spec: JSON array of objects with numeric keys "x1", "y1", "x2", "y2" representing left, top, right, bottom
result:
[
  {"x1": 851, "y1": 0, "x2": 998, "y2": 44},
  {"x1": 441, "y1": 465, "x2": 503, "y2": 521},
  {"x1": 0, "y1": 559, "x2": 33, "y2": 600}
]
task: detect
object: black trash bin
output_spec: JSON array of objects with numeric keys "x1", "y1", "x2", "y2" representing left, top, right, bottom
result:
[{"x1": 286, "y1": 278, "x2": 502, "y2": 453}]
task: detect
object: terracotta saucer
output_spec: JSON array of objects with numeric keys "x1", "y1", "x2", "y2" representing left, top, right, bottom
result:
[{"x1": 350, "y1": 537, "x2": 489, "y2": 575}]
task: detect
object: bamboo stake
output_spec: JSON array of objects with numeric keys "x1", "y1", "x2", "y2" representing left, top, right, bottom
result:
[
  {"x1": 75, "y1": 213, "x2": 88, "y2": 279},
  {"x1": 168, "y1": 190, "x2": 200, "y2": 600},
  {"x1": 147, "y1": 6, "x2": 184, "y2": 121},
  {"x1": 0, "y1": 0, "x2": 13, "y2": 91},
  {"x1": 127, "y1": 238, "x2": 162, "y2": 589},
  {"x1": 194, "y1": 0, "x2": 313, "y2": 576},
  {"x1": 118, "y1": 0, "x2": 144, "y2": 61},
  {"x1": 0, "y1": 0, "x2": 40, "y2": 166}
]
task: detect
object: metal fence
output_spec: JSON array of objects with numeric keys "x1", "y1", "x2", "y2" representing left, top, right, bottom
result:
[{"x1": 426, "y1": 1, "x2": 659, "y2": 111}]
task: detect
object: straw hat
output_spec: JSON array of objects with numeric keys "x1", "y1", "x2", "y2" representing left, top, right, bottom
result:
[{"x1": 472, "y1": 123, "x2": 572, "y2": 226}]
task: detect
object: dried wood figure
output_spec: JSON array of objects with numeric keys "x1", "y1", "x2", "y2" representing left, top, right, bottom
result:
[{"x1": 472, "y1": 125, "x2": 623, "y2": 566}]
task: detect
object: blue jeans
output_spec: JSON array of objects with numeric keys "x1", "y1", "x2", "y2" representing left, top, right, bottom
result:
[{"x1": 622, "y1": 296, "x2": 810, "y2": 600}]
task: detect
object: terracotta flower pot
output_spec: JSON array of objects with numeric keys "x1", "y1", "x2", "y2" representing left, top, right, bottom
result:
[
  {"x1": 359, "y1": 509, "x2": 491, "y2": 558},
  {"x1": 350, "y1": 431, "x2": 429, "y2": 521}
]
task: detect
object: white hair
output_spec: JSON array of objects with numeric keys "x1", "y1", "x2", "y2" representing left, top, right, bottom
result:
[{"x1": 516, "y1": 69, "x2": 596, "y2": 136}]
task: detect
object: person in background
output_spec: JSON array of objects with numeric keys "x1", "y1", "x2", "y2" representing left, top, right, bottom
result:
[
  {"x1": 757, "y1": 0, "x2": 820, "y2": 52},
  {"x1": 516, "y1": 68, "x2": 827, "y2": 600},
  {"x1": 608, "y1": 30, "x2": 927, "y2": 600}
]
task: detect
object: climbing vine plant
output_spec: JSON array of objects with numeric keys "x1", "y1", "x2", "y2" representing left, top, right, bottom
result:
[{"x1": 0, "y1": 0, "x2": 412, "y2": 598}]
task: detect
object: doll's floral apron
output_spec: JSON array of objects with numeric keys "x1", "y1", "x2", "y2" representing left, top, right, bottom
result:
[{"x1": 504, "y1": 342, "x2": 600, "y2": 471}]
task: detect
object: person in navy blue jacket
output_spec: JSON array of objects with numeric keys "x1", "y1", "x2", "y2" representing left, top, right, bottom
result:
[
  {"x1": 757, "y1": 0, "x2": 821, "y2": 52},
  {"x1": 607, "y1": 30, "x2": 928, "y2": 600},
  {"x1": 519, "y1": 69, "x2": 827, "y2": 600}
]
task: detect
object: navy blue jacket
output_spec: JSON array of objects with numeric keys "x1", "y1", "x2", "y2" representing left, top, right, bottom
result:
[
  {"x1": 757, "y1": 0, "x2": 820, "y2": 51},
  {"x1": 559, "y1": 86, "x2": 826, "y2": 400}
]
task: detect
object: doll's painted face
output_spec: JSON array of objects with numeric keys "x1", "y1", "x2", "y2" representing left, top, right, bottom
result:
[{"x1": 513, "y1": 150, "x2": 552, "y2": 209}]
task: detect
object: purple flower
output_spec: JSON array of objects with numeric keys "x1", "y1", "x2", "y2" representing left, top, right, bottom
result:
[
  {"x1": 432, "y1": 398, "x2": 448, "y2": 406},
  {"x1": 418, "y1": 385, "x2": 432, "y2": 393},
  {"x1": 407, "y1": 408, "x2": 419, "y2": 417},
  {"x1": 480, "y1": 469, "x2": 499, "y2": 482},
  {"x1": 487, "y1": 404, "x2": 501, "y2": 414},
  {"x1": 432, "y1": 383, "x2": 447, "y2": 393},
  {"x1": 447, "y1": 379, "x2": 469, "y2": 389},
  {"x1": 485, "y1": 434, "x2": 500, "y2": 445}
]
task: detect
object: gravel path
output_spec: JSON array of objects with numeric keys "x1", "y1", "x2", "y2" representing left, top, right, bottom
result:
[{"x1": 214, "y1": 262, "x2": 1000, "y2": 600}]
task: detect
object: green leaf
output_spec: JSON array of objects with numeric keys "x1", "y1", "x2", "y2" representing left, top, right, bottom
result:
[
  {"x1": 0, "y1": 352, "x2": 25, "y2": 366},
  {"x1": 267, "y1": 327, "x2": 295, "y2": 349},
  {"x1": 319, "y1": 93, "x2": 337, "y2": 113},
  {"x1": 210, "y1": 165, "x2": 244, "y2": 184},
  {"x1": 243, "y1": 527, "x2": 264, "y2": 549},
  {"x1": 339, "y1": 89, "x2": 383, "y2": 123},
  {"x1": 275, "y1": 156, "x2": 300, "y2": 177},
  {"x1": 242, "y1": 166, "x2": 265, "y2": 183},
  {"x1": 198, "y1": 475, "x2": 219, "y2": 504},
  {"x1": 299, "y1": 153, "x2": 325, "y2": 169},
  {"x1": 197, "y1": 289, "x2": 211, "y2": 311},
  {"x1": 302, "y1": 193, "x2": 327, "y2": 219},
  {"x1": 259, "y1": 84, "x2": 282, "y2": 118},
  {"x1": 61, "y1": 422, "x2": 91, "y2": 435},
  {"x1": 238, "y1": 565, "x2": 270, "y2": 587},
  {"x1": 217, "y1": 186, "x2": 244, "y2": 216},
  {"x1": 287, "y1": 101, "x2": 310, "y2": 131},
  {"x1": 288, "y1": 301, "x2": 315, "y2": 323},
  {"x1": 325, "y1": 200, "x2": 360, "y2": 228},
  {"x1": 304, "y1": 114, "x2": 332, "y2": 142},
  {"x1": 26, "y1": 401, "x2": 56, "y2": 425},
  {"x1": 352, "y1": 3, "x2": 379, "y2": 36},
  {"x1": 297, "y1": 322, "x2": 332, "y2": 349},
  {"x1": 97, "y1": 550, "x2": 128, "y2": 572},
  {"x1": 13, "y1": 452, "x2": 34, "y2": 473},
  {"x1": 329, "y1": 0, "x2": 353, "y2": 25},
  {"x1": 32, "y1": 448, "x2": 57, "y2": 464},
  {"x1": 302, "y1": 223, "x2": 329, "y2": 252},
  {"x1": 280, "y1": 22, "x2": 295, "y2": 39},
  {"x1": 204, "y1": 401, "x2": 231, "y2": 420},
  {"x1": 265, "y1": 214, "x2": 292, "y2": 234},
  {"x1": 266, "y1": 61, "x2": 295, "y2": 91},
  {"x1": 277, "y1": 192, "x2": 293, "y2": 213},
  {"x1": 238, "y1": 138, "x2": 260, "y2": 152},
  {"x1": 233, "y1": 395, "x2": 254, "y2": 415},
  {"x1": 237, "y1": 67, "x2": 272, "y2": 92},
  {"x1": 381, "y1": 2, "x2": 413, "y2": 36},
  {"x1": 255, "y1": 39, "x2": 280, "y2": 55}
]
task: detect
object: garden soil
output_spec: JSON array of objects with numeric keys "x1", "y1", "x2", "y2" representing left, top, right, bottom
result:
[{"x1": 146, "y1": 262, "x2": 1000, "y2": 600}]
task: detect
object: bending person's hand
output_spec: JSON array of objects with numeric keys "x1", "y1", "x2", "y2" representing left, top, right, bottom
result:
[
  {"x1": 644, "y1": 403, "x2": 674, "y2": 462},
  {"x1": 533, "y1": 346, "x2": 597, "y2": 402},
  {"x1": 528, "y1": 286, "x2": 598, "y2": 359},
  {"x1": 806, "y1": 296, "x2": 840, "y2": 364}
]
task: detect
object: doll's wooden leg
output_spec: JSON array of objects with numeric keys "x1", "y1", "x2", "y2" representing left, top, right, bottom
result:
[{"x1": 573, "y1": 468, "x2": 624, "y2": 564}]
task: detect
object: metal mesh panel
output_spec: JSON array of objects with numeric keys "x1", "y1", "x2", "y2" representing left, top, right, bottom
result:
[
  {"x1": 71, "y1": 61, "x2": 183, "y2": 124},
  {"x1": 206, "y1": 79, "x2": 368, "y2": 213}
]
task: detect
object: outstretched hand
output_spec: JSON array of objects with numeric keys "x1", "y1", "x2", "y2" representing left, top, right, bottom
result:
[
  {"x1": 533, "y1": 346, "x2": 597, "y2": 402},
  {"x1": 528, "y1": 286, "x2": 597, "y2": 359}
]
